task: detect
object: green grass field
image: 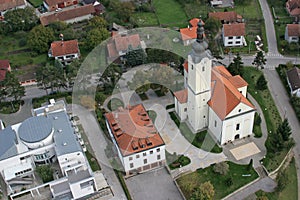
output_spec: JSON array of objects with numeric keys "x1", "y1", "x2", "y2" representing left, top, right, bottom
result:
[
  {"x1": 153, "y1": 0, "x2": 187, "y2": 27},
  {"x1": 28, "y1": 0, "x2": 43, "y2": 7},
  {"x1": 177, "y1": 162, "x2": 259, "y2": 199},
  {"x1": 131, "y1": 12, "x2": 159, "y2": 27}
]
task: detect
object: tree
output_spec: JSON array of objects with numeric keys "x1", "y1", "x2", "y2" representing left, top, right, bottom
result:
[
  {"x1": 205, "y1": 17, "x2": 221, "y2": 38},
  {"x1": 4, "y1": 7, "x2": 38, "y2": 33},
  {"x1": 191, "y1": 181, "x2": 215, "y2": 200},
  {"x1": 228, "y1": 53, "x2": 244, "y2": 76},
  {"x1": 257, "y1": 196, "x2": 269, "y2": 200},
  {"x1": 65, "y1": 59, "x2": 81, "y2": 86},
  {"x1": 100, "y1": 64, "x2": 122, "y2": 90},
  {"x1": 254, "y1": 113, "x2": 262, "y2": 126},
  {"x1": 213, "y1": 162, "x2": 229, "y2": 175},
  {"x1": 87, "y1": 16, "x2": 108, "y2": 30},
  {"x1": 27, "y1": 25, "x2": 55, "y2": 53},
  {"x1": 48, "y1": 21, "x2": 75, "y2": 41},
  {"x1": 85, "y1": 28, "x2": 109, "y2": 51},
  {"x1": 111, "y1": 1, "x2": 135, "y2": 22},
  {"x1": 36, "y1": 165, "x2": 53, "y2": 183},
  {"x1": 252, "y1": 51, "x2": 267, "y2": 70},
  {"x1": 128, "y1": 70, "x2": 151, "y2": 94},
  {"x1": 277, "y1": 118, "x2": 292, "y2": 141},
  {"x1": 125, "y1": 48, "x2": 147, "y2": 67},
  {"x1": 256, "y1": 74, "x2": 268, "y2": 90},
  {"x1": 247, "y1": 159, "x2": 253, "y2": 171},
  {"x1": 150, "y1": 65, "x2": 175, "y2": 94},
  {"x1": 276, "y1": 169, "x2": 288, "y2": 192}
]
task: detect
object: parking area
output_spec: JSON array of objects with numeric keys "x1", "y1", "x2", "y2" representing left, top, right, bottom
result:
[{"x1": 125, "y1": 167, "x2": 183, "y2": 200}]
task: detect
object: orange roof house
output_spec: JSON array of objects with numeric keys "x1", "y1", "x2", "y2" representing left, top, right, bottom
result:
[
  {"x1": 180, "y1": 18, "x2": 205, "y2": 46},
  {"x1": 286, "y1": 0, "x2": 300, "y2": 19},
  {"x1": 0, "y1": 0, "x2": 26, "y2": 14},
  {"x1": 223, "y1": 23, "x2": 245, "y2": 37},
  {"x1": 43, "y1": 0, "x2": 78, "y2": 12},
  {"x1": 208, "y1": 11, "x2": 243, "y2": 23},
  {"x1": 105, "y1": 104, "x2": 165, "y2": 156},
  {"x1": 49, "y1": 40, "x2": 80, "y2": 64}
]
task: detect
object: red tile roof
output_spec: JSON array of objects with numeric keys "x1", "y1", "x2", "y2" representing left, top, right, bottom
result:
[
  {"x1": 287, "y1": 24, "x2": 300, "y2": 37},
  {"x1": 50, "y1": 40, "x2": 79, "y2": 57},
  {"x1": 286, "y1": 0, "x2": 300, "y2": 16},
  {"x1": 180, "y1": 19, "x2": 205, "y2": 41},
  {"x1": 208, "y1": 66, "x2": 254, "y2": 120},
  {"x1": 0, "y1": 60, "x2": 10, "y2": 82},
  {"x1": 209, "y1": 11, "x2": 241, "y2": 23},
  {"x1": 223, "y1": 23, "x2": 245, "y2": 37},
  {"x1": 189, "y1": 18, "x2": 200, "y2": 27},
  {"x1": 105, "y1": 104, "x2": 165, "y2": 156},
  {"x1": 0, "y1": 0, "x2": 26, "y2": 12},
  {"x1": 287, "y1": 67, "x2": 300, "y2": 91},
  {"x1": 183, "y1": 60, "x2": 188, "y2": 72},
  {"x1": 174, "y1": 89, "x2": 188, "y2": 104},
  {"x1": 40, "y1": 4, "x2": 95, "y2": 26}
]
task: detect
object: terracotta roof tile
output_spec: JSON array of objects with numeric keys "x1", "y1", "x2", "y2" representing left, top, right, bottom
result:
[
  {"x1": 223, "y1": 23, "x2": 245, "y2": 37},
  {"x1": 189, "y1": 18, "x2": 200, "y2": 27},
  {"x1": 287, "y1": 24, "x2": 300, "y2": 37},
  {"x1": 180, "y1": 19, "x2": 205, "y2": 41},
  {"x1": 209, "y1": 11, "x2": 240, "y2": 23},
  {"x1": 0, "y1": 0, "x2": 25, "y2": 11},
  {"x1": 208, "y1": 66, "x2": 254, "y2": 120},
  {"x1": 105, "y1": 104, "x2": 165, "y2": 156},
  {"x1": 174, "y1": 89, "x2": 188, "y2": 104},
  {"x1": 50, "y1": 40, "x2": 79, "y2": 57},
  {"x1": 0, "y1": 60, "x2": 10, "y2": 70},
  {"x1": 287, "y1": 67, "x2": 300, "y2": 91},
  {"x1": 183, "y1": 60, "x2": 188, "y2": 72},
  {"x1": 228, "y1": 75, "x2": 248, "y2": 88},
  {"x1": 40, "y1": 4, "x2": 95, "y2": 26},
  {"x1": 44, "y1": 0, "x2": 74, "y2": 7}
]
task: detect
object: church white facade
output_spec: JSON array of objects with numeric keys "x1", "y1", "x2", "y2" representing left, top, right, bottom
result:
[{"x1": 174, "y1": 22, "x2": 256, "y2": 145}]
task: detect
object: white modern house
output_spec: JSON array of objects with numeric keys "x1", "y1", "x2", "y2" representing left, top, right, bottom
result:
[
  {"x1": 287, "y1": 67, "x2": 300, "y2": 97},
  {"x1": 222, "y1": 23, "x2": 246, "y2": 47},
  {"x1": 105, "y1": 104, "x2": 165, "y2": 176},
  {"x1": 0, "y1": 100, "x2": 108, "y2": 199},
  {"x1": 48, "y1": 39, "x2": 80, "y2": 65},
  {"x1": 174, "y1": 23, "x2": 256, "y2": 145},
  {"x1": 285, "y1": 24, "x2": 300, "y2": 43}
]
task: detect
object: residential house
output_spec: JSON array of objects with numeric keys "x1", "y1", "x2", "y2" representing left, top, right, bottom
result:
[
  {"x1": 82, "y1": 0, "x2": 105, "y2": 15},
  {"x1": 174, "y1": 23, "x2": 255, "y2": 145},
  {"x1": 222, "y1": 23, "x2": 246, "y2": 47},
  {"x1": 285, "y1": 24, "x2": 300, "y2": 43},
  {"x1": 105, "y1": 104, "x2": 166, "y2": 176},
  {"x1": 43, "y1": 0, "x2": 78, "y2": 12},
  {"x1": 48, "y1": 39, "x2": 80, "y2": 65},
  {"x1": 286, "y1": 0, "x2": 300, "y2": 21},
  {"x1": 40, "y1": 4, "x2": 95, "y2": 26},
  {"x1": 287, "y1": 67, "x2": 300, "y2": 97},
  {"x1": 0, "y1": 60, "x2": 11, "y2": 82},
  {"x1": 208, "y1": 11, "x2": 243, "y2": 24},
  {"x1": 106, "y1": 33, "x2": 146, "y2": 63},
  {"x1": 0, "y1": 0, "x2": 27, "y2": 18},
  {"x1": 0, "y1": 100, "x2": 110, "y2": 199},
  {"x1": 180, "y1": 18, "x2": 205, "y2": 46},
  {"x1": 210, "y1": 0, "x2": 234, "y2": 7}
]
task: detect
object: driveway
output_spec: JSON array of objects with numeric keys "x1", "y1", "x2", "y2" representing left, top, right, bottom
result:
[{"x1": 125, "y1": 167, "x2": 183, "y2": 200}]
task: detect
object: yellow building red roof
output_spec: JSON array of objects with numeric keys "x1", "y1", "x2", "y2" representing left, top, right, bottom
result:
[{"x1": 105, "y1": 104, "x2": 165, "y2": 156}]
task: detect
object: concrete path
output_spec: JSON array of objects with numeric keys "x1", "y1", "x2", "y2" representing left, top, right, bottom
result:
[
  {"x1": 71, "y1": 104, "x2": 127, "y2": 200},
  {"x1": 0, "y1": 99, "x2": 33, "y2": 125}
]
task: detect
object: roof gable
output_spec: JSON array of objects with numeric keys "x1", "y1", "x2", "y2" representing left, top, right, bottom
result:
[
  {"x1": 223, "y1": 23, "x2": 245, "y2": 37},
  {"x1": 287, "y1": 24, "x2": 300, "y2": 37},
  {"x1": 0, "y1": 0, "x2": 26, "y2": 12},
  {"x1": 50, "y1": 40, "x2": 79, "y2": 57},
  {"x1": 209, "y1": 11, "x2": 239, "y2": 22}
]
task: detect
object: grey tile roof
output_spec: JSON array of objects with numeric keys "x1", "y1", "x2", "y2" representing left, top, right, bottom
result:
[
  {"x1": 0, "y1": 126, "x2": 17, "y2": 160},
  {"x1": 287, "y1": 67, "x2": 300, "y2": 91}
]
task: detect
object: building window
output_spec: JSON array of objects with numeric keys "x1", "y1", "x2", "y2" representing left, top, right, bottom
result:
[
  {"x1": 202, "y1": 66, "x2": 205, "y2": 71},
  {"x1": 214, "y1": 120, "x2": 217, "y2": 127},
  {"x1": 236, "y1": 123, "x2": 240, "y2": 130},
  {"x1": 228, "y1": 36, "x2": 233, "y2": 39},
  {"x1": 236, "y1": 41, "x2": 241, "y2": 44},
  {"x1": 228, "y1": 41, "x2": 233, "y2": 44},
  {"x1": 144, "y1": 159, "x2": 147, "y2": 164},
  {"x1": 136, "y1": 154, "x2": 140, "y2": 159},
  {"x1": 130, "y1": 163, "x2": 134, "y2": 168},
  {"x1": 236, "y1": 36, "x2": 241, "y2": 39},
  {"x1": 143, "y1": 152, "x2": 146, "y2": 157},
  {"x1": 157, "y1": 155, "x2": 161, "y2": 160},
  {"x1": 129, "y1": 157, "x2": 133, "y2": 161},
  {"x1": 192, "y1": 65, "x2": 194, "y2": 70},
  {"x1": 150, "y1": 150, "x2": 153, "y2": 154},
  {"x1": 157, "y1": 148, "x2": 160, "y2": 152},
  {"x1": 203, "y1": 115, "x2": 206, "y2": 118},
  {"x1": 238, "y1": 109, "x2": 241, "y2": 112},
  {"x1": 184, "y1": 108, "x2": 187, "y2": 112}
]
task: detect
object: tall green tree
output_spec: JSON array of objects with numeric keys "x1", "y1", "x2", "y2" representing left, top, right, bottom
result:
[
  {"x1": 4, "y1": 7, "x2": 38, "y2": 32},
  {"x1": 191, "y1": 181, "x2": 215, "y2": 200},
  {"x1": 256, "y1": 74, "x2": 268, "y2": 90},
  {"x1": 28, "y1": 25, "x2": 55, "y2": 53},
  {"x1": 48, "y1": 21, "x2": 75, "y2": 41},
  {"x1": 128, "y1": 70, "x2": 151, "y2": 94},
  {"x1": 277, "y1": 118, "x2": 292, "y2": 141},
  {"x1": 228, "y1": 53, "x2": 244, "y2": 76},
  {"x1": 213, "y1": 162, "x2": 229, "y2": 175},
  {"x1": 3, "y1": 72, "x2": 25, "y2": 102},
  {"x1": 252, "y1": 51, "x2": 267, "y2": 70},
  {"x1": 85, "y1": 28, "x2": 109, "y2": 51},
  {"x1": 125, "y1": 48, "x2": 147, "y2": 67},
  {"x1": 100, "y1": 64, "x2": 122, "y2": 90}
]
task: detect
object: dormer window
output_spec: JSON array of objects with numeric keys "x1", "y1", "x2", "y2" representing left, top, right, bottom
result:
[{"x1": 192, "y1": 65, "x2": 194, "y2": 70}]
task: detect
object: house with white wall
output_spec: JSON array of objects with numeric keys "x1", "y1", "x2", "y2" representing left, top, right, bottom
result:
[
  {"x1": 43, "y1": 0, "x2": 78, "y2": 12},
  {"x1": 0, "y1": 100, "x2": 107, "y2": 199},
  {"x1": 105, "y1": 104, "x2": 165, "y2": 176},
  {"x1": 287, "y1": 67, "x2": 300, "y2": 97},
  {"x1": 222, "y1": 23, "x2": 246, "y2": 47},
  {"x1": 174, "y1": 22, "x2": 256, "y2": 145},
  {"x1": 285, "y1": 24, "x2": 300, "y2": 43},
  {"x1": 0, "y1": 0, "x2": 27, "y2": 18},
  {"x1": 48, "y1": 39, "x2": 80, "y2": 65}
]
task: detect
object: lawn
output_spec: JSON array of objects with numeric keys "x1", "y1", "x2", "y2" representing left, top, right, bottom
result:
[
  {"x1": 0, "y1": 101, "x2": 22, "y2": 114},
  {"x1": 85, "y1": 150, "x2": 101, "y2": 172},
  {"x1": 152, "y1": 0, "x2": 188, "y2": 27},
  {"x1": 177, "y1": 161, "x2": 259, "y2": 199},
  {"x1": 242, "y1": 67, "x2": 285, "y2": 172},
  {"x1": 147, "y1": 110, "x2": 157, "y2": 122},
  {"x1": 107, "y1": 98, "x2": 124, "y2": 111},
  {"x1": 256, "y1": 158, "x2": 298, "y2": 200},
  {"x1": 131, "y1": 12, "x2": 159, "y2": 27},
  {"x1": 169, "y1": 112, "x2": 223, "y2": 153},
  {"x1": 28, "y1": 0, "x2": 43, "y2": 7},
  {"x1": 166, "y1": 151, "x2": 191, "y2": 170}
]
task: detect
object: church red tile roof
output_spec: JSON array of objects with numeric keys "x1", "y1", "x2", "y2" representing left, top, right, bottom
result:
[
  {"x1": 50, "y1": 40, "x2": 79, "y2": 57},
  {"x1": 208, "y1": 66, "x2": 254, "y2": 120},
  {"x1": 105, "y1": 104, "x2": 165, "y2": 156}
]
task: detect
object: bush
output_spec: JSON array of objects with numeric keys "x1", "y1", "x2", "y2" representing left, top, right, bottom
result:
[
  {"x1": 18, "y1": 38, "x2": 27, "y2": 47},
  {"x1": 254, "y1": 113, "x2": 262, "y2": 126},
  {"x1": 36, "y1": 165, "x2": 53, "y2": 183},
  {"x1": 213, "y1": 162, "x2": 229, "y2": 175}
]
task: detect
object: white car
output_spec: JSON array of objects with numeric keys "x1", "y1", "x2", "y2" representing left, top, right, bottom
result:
[{"x1": 55, "y1": 8, "x2": 62, "y2": 12}]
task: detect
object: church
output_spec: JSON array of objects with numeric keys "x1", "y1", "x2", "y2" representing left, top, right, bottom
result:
[{"x1": 174, "y1": 22, "x2": 256, "y2": 145}]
